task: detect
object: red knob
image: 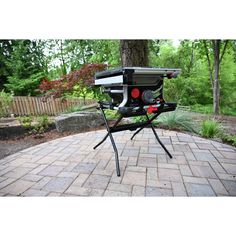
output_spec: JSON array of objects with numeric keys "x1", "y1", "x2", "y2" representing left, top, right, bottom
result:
[{"x1": 131, "y1": 88, "x2": 140, "y2": 99}]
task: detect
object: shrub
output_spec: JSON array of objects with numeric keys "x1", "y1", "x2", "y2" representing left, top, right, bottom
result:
[
  {"x1": 190, "y1": 104, "x2": 236, "y2": 116},
  {"x1": 0, "y1": 90, "x2": 13, "y2": 117},
  {"x1": 104, "y1": 109, "x2": 119, "y2": 120},
  {"x1": 190, "y1": 104, "x2": 213, "y2": 114},
  {"x1": 132, "y1": 115, "x2": 147, "y2": 123},
  {"x1": 6, "y1": 72, "x2": 45, "y2": 96},
  {"x1": 18, "y1": 115, "x2": 50, "y2": 135},
  {"x1": 32, "y1": 115, "x2": 50, "y2": 134},
  {"x1": 156, "y1": 110, "x2": 197, "y2": 132},
  {"x1": 220, "y1": 134, "x2": 236, "y2": 147},
  {"x1": 200, "y1": 119, "x2": 222, "y2": 138},
  {"x1": 39, "y1": 63, "x2": 107, "y2": 100},
  {"x1": 17, "y1": 116, "x2": 33, "y2": 129}
]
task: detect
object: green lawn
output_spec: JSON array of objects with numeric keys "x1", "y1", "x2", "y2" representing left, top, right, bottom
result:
[{"x1": 190, "y1": 104, "x2": 236, "y2": 116}]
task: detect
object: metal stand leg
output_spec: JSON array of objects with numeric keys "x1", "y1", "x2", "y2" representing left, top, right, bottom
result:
[
  {"x1": 130, "y1": 112, "x2": 160, "y2": 140},
  {"x1": 93, "y1": 115, "x2": 123, "y2": 149},
  {"x1": 93, "y1": 104, "x2": 174, "y2": 176},
  {"x1": 130, "y1": 126, "x2": 144, "y2": 140},
  {"x1": 99, "y1": 107, "x2": 121, "y2": 176},
  {"x1": 145, "y1": 114, "x2": 173, "y2": 159}
]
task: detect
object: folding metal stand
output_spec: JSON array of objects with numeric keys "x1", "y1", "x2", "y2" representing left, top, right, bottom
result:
[{"x1": 93, "y1": 101, "x2": 175, "y2": 176}]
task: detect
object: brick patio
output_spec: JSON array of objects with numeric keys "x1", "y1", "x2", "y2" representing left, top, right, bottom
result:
[{"x1": 0, "y1": 128, "x2": 236, "y2": 196}]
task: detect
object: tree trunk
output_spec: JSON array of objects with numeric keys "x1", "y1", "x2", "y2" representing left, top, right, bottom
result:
[
  {"x1": 213, "y1": 40, "x2": 220, "y2": 115},
  {"x1": 59, "y1": 40, "x2": 67, "y2": 75},
  {"x1": 120, "y1": 40, "x2": 149, "y2": 67},
  {"x1": 187, "y1": 41, "x2": 194, "y2": 77}
]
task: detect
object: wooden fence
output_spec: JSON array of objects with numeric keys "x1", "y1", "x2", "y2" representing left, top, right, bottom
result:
[{"x1": 8, "y1": 96, "x2": 97, "y2": 116}]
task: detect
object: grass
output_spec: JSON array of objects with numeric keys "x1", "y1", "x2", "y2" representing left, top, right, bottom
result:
[
  {"x1": 131, "y1": 110, "x2": 197, "y2": 133},
  {"x1": 155, "y1": 110, "x2": 197, "y2": 133},
  {"x1": 129, "y1": 108, "x2": 236, "y2": 147},
  {"x1": 200, "y1": 119, "x2": 222, "y2": 138},
  {"x1": 190, "y1": 104, "x2": 236, "y2": 116}
]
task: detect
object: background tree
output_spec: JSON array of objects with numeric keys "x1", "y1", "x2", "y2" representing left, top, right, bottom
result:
[
  {"x1": 39, "y1": 63, "x2": 107, "y2": 104},
  {"x1": 0, "y1": 40, "x2": 14, "y2": 90},
  {"x1": 4, "y1": 40, "x2": 46, "y2": 96},
  {"x1": 202, "y1": 40, "x2": 229, "y2": 115},
  {"x1": 0, "y1": 39, "x2": 235, "y2": 116},
  {"x1": 89, "y1": 40, "x2": 120, "y2": 66},
  {"x1": 120, "y1": 40, "x2": 149, "y2": 66}
]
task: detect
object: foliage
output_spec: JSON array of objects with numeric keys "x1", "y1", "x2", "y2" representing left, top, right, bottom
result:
[
  {"x1": 1, "y1": 39, "x2": 236, "y2": 117},
  {"x1": 104, "y1": 109, "x2": 120, "y2": 120},
  {"x1": 221, "y1": 134, "x2": 236, "y2": 147},
  {"x1": 43, "y1": 40, "x2": 120, "y2": 80},
  {"x1": 39, "y1": 63, "x2": 107, "y2": 102},
  {"x1": 190, "y1": 104, "x2": 213, "y2": 114},
  {"x1": 17, "y1": 116, "x2": 33, "y2": 129},
  {"x1": 2, "y1": 40, "x2": 46, "y2": 96},
  {"x1": 17, "y1": 115, "x2": 50, "y2": 134},
  {"x1": 0, "y1": 90, "x2": 13, "y2": 117},
  {"x1": 0, "y1": 40, "x2": 14, "y2": 89},
  {"x1": 88, "y1": 40, "x2": 120, "y2": 66},
  {"x1": 5, "y1": 72, "x2": 45, "y2": 96},
  {"x1": 32, "y1": 115, "x2": 50, "y2": 134},
  {"x1": 156, "y1": 110, "x2": 197, "y2": 132},
  {"x1": 190, "y1": 104, "x2": 236, "y2": 116},
  {"x1": 64, "y1": 105, "x2": 82, "y2": 113},
  {"x1": 132, "y1": 115, "x2": 147, "y2": 123},
  {"x1": 200, "y1": 119, "x2": 222, "y2": 138},
  {"x1": 219, "y1": 51, "x2": 236, "y2": 112},
  {"x1": 150, "y1": 40, "x2": 236, "y2": 116},
  {"x1": 132, "y1": 110, "x2": 196, "y2": 132},
  {"x1": 150, "y1": 40, "x2": 212, "y2": 105}
]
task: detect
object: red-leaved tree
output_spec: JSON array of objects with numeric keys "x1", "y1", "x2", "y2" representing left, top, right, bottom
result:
[{"x1": 39, "y1": 63, "x2": 107, "y2": 104}]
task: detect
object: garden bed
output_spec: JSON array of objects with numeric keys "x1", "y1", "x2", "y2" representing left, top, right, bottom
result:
[{"x1": 0, "y1": 111, "x2": 235, "y2": 160}]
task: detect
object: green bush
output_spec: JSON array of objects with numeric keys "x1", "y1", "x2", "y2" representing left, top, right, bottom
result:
[
  {"x1": 17, "y1": 116, "x2": 33, "y2": 129},
  {"x1": 190, "y1": 104, "x2": 213, "y2": 114},
  {"x1": 132, "y1": 115, "x2": 147, "y2": 123},
  {"x1": 200, "y1": 119, "x2": 222, "y2": 138},
  {"x1": 0, "y1": 90, "x2": 13, "y2": 117},
  {"x1": 191, "y1": 104, "x2": 236, "y2": 116},
  {"x1": 18, "y1": 115, "x2": 50, "y2": 134},
  {"x1": 32, "y1": 115, "x2": 50, "y2": 134},
  {"x1": 104, "y1": 109, "x2": 120, "y2": 120},
  {"x1": 5, "y1": 72, "x2": 45, "y2": 96},
  {"x1": 156, "y1": 110, "x2": 196, "y2": 132},
  {"x1": 131, "y1": 110, "x2": 196, "y2": 133},
  {"x1": 220, "y1": 134, "x2": 236, "y2": 147}
]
